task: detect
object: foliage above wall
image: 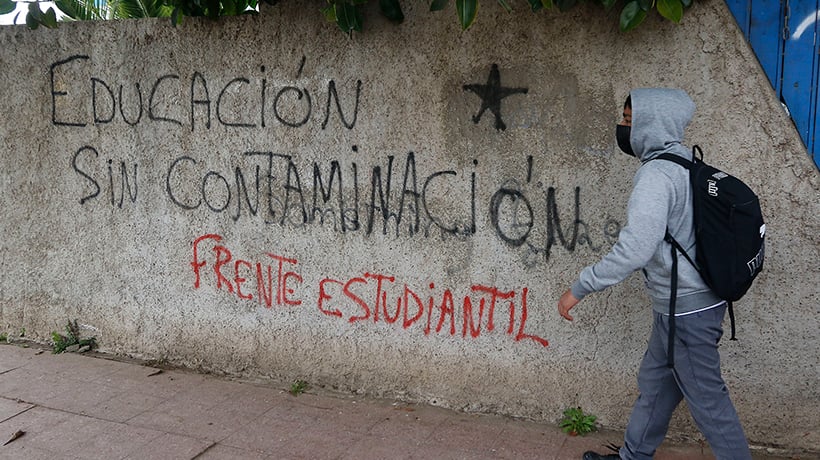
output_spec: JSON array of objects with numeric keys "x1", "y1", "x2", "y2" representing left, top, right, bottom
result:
[{"x1": 1, "y1": 0, "x2": 694, "y2": 33}]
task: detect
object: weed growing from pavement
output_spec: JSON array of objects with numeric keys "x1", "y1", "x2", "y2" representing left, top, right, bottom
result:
[
  {"x1": 560, "y1": 407, "x2": 598, "y2": 436},
  {"x1": 290, "y1": 380, "x2": 309, "y2": 396},
  {"x1": 51, "y1": 320, "x2": 96, "y2": 354}
]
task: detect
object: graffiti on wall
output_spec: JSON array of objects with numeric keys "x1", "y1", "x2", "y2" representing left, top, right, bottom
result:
[
  {"x1": 71, "y1": 148, "x2": 620, "y2": 265},
  {"x1": 463, "y1": 64, "x2": 528, "y2": 131},
  {"x1": 190, "y1": 232, "x2": 549, "y2": 347},
  {"x1": 51, "y1": 55, "x2": 621, "y2": 347},
  {"x1": 50, "y1": 55, "x2": 359, "y2": 131}
]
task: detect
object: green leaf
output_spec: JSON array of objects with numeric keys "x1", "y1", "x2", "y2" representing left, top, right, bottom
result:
[
  {"x1": 55, "y1": 0, "x2": 106, "y2": 20},
  {"x1": 335, "y1": 2, "x2": 362, "y2": 33},
  {"x1": 601, "y1": 0, "x2": 616, "y2": 9},
  {"x1": 51, "y1": 332, "x2": 67, "y2": 353},
  {"x1": 0, "y1": 0, "x2": 15, "y2": 16},
  {"x1": 379, "y1": 0, "x2": 403, "y2": 22},
  {"x1": 620, "y1": 1, "x2": 646, "y2": 31},
  {"x1": 234, "y1": 0, "x2": 248, "y2": 15},
  {"x1": 42, "y1": 7, "x2": 58, "y2": 27},
  {"x1": 637, "y1": 0, "x2": 652, "y2": 11},
  {"x1": 171, "y1": 6, "x2": 183, "y2": 25},
  {"x1": 27, "y1": 1, "x2": 41, "y2": 18},
  {"x1": 656, "y1": 0, "x2": 682, "y2": 22},
  {"x1": 223, "y1": 0, "x2": 237, "y2": 15},
  {"x1": 554, "y1": 0, "x2": 576, "y2": 11},
  {"x1": 429, "y1": 0, "x2": 447, "y2": 12},
  {"x1": 496, "y1": 0, "x2": 511, "y2": 13},
  {"x1": 455, "y1": 0, "x2": 476, "y2": 30},
  {"x1": 321, "y1": 5, "x2": 336, "y2": 21},
  {"x1": 25, "y1": 11, "x2": 40, "y2": 28},
  {"x1": 680, "y1": 0, "x2": 691, "y2": 6},
  {"x1": 526, "y1": 0, "x2": 542, "y2": 12}
]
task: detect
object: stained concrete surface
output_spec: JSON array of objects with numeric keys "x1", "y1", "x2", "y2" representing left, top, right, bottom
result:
[{"x1": 0, "y1": 343, "x2": 806, "y2": 460}]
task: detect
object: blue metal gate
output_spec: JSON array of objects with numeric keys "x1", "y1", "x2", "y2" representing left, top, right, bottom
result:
[{"x1": 727, "y1": 0, "x2": 819, "y2": 168}]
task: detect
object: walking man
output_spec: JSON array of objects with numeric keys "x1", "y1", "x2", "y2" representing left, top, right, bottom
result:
[{"x1": 557, "y1": 88, "x2": 752, "y2": 460}]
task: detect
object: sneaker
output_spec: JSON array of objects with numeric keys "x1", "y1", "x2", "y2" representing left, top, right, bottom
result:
[{"x1": 582, "y1": 452, "x2": 620, "y2": 460}]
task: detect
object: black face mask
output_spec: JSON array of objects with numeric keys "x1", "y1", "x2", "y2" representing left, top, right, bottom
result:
[{"x1": 616, "y1": 124, "x2": 635, "y2": 157}]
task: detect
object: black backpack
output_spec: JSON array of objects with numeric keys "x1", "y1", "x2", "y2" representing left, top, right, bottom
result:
[{"x1": 655, "y1": 146, "x2": 765, "y2": 367}]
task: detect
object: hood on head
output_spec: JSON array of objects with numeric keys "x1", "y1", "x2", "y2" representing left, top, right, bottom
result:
[{"x1": 628, "y1": 88, "x2": 695, "y2": 162}]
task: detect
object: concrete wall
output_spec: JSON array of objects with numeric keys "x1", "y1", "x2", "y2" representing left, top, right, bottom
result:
[{"x1": 1, "y1": 0, "x2": 818, "y2": 452}]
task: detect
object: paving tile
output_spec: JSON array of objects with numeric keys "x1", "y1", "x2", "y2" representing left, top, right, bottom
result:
[
  {"x1": 554, "y1": 430, "x2": 621, "y2": 460},
  {"x1": 40, "y1": 380, "x2": 126, "y2": 416},
  {"x1": 125, "y1": 394, "x2": 263, "y2": 442},
  {"x1": 0, "y1": 397, "x2": 34, "y2": 423},
  {"x1": 196, "y1": 443, "x2": 269, "y2": 459},
  {"x1": 270, "y1": 398, "x2": 347, "y2": 424},
  {"x1": 218, "y1": 405, "x2": 303, "y2": 453},
  {"x1": 276, "y1": 427, "x2": 361, "y2": 459},
  {"x1": 427, "y1": 413, "x2": 508, "y2": 455},
  {"x1": 15, "y1": 410, "x2": 105, "y2": 454},
  {"x1": 341, "y1": 433, "x2": 431, "y2": 460},
  {"x1": 183, "y1": 407, "x2": 263, "y2": 442},
  {"x1": 408, "y1": 444, "x2": 499, "y2": 460},
  {"x1": 0, "y1": 344, "x2": 38, "y2": 373},
  {"x1": 493, "y1": 420, "x2": 568, "y2": 460},
  {"x1": 144, "y1": 393, "x2": 218, "y2": 418},
  {"x1": 62, "y1": 418, "x2": 165, "y2": 459},
  {"x1": 32, "y1": 351, "x2": 133, "y2": 382},
  {"x1": 171, "y1": 377, "x2": 246, "y2": 405},
  {"x1": 0, "y1": 368, "x2": 64, "y2": 404},
  {"x1": 286, "y1": 397, "x2": 394, "y2": 435},
  {"x1": 121, "y1": 432, "x2": 213, "y2": 460},
  {"x1": 0, "y1": 405, "x2": 77, "y2": 436},
  {"x1": 79, "y1": 389, "x2": 167, "y2": 423},
  {"x1": 202, "y1": 384, "x2": 282, "y2": 421},
  {"x1": 367, "y1": 410, "x2": 445, "y2": 445},
  {"x1": 0, "y1": 363, "x2": 20, "y2": 375},
  {"x1": 95, "y1": 366, "x2": 202, "y2": 400},
  {"x1": 0, "y1": 404, "x2": 82, "y2": 454},
  {"x1": 0, "y1": 443, "x2": 78, "y2": 460},
  {"x1": 368, "y1": 410, "x2": 434, "y2": 435},
  {"x1": 125, "y1": 407, "x2": 206, "y2": 440}
]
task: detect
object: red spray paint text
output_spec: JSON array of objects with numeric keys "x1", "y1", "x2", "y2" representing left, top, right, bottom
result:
[
  {"x1": 318, "y1": 276, "x2": 547, "y2": 346},
  {"x1": 190, "y1": 233, "x2": 548, "y2": 347},
  {"x1": 191, "y1": 233, "x2": 303, "y2": 308}
]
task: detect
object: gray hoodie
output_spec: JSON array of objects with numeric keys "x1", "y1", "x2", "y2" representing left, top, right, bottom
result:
[{"x1": 570, "y1": 88, "x2": 722, "y2": 315}]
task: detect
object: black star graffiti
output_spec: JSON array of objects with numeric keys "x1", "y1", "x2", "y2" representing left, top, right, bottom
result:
[{"x1": 463, "y1": 64, "x2": 528, "y2": 131}]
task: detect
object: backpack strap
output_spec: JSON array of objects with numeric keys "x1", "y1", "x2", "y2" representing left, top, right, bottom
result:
[
  {"x1": 664, "y1": 231, "x2": 678, "y2": 368},
  {"x1": 665, "y1": 232, "x2": 699, "y2": 272},
  {"x1": 656, "y1": 152, "x2": 694, "y2": 169},
  {"x1": 656, "y1": 145, "x2": 703, "y2": 166}
]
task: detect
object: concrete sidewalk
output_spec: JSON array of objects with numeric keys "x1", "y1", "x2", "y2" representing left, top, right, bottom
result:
[{"x1": 0, "y1": 343, "x2": 800, "y2": 460}]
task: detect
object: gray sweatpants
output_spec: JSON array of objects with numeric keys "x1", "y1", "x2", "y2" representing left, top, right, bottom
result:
[{"x1": 620, "y1": 304, "x2": 752, "y2": 460}]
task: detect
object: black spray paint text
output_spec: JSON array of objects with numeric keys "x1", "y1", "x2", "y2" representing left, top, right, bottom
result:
[
  {"x1": 72, "y1": 148, "x2": 620, "y2": 264},
  {"x1": 50, "y1": 55, "x2": 360, "y2": 131}
]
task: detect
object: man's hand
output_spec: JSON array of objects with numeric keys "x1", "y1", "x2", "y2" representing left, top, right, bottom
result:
[{"x1": 558, "y1": 289, "x2": 580, "y2": 321}]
